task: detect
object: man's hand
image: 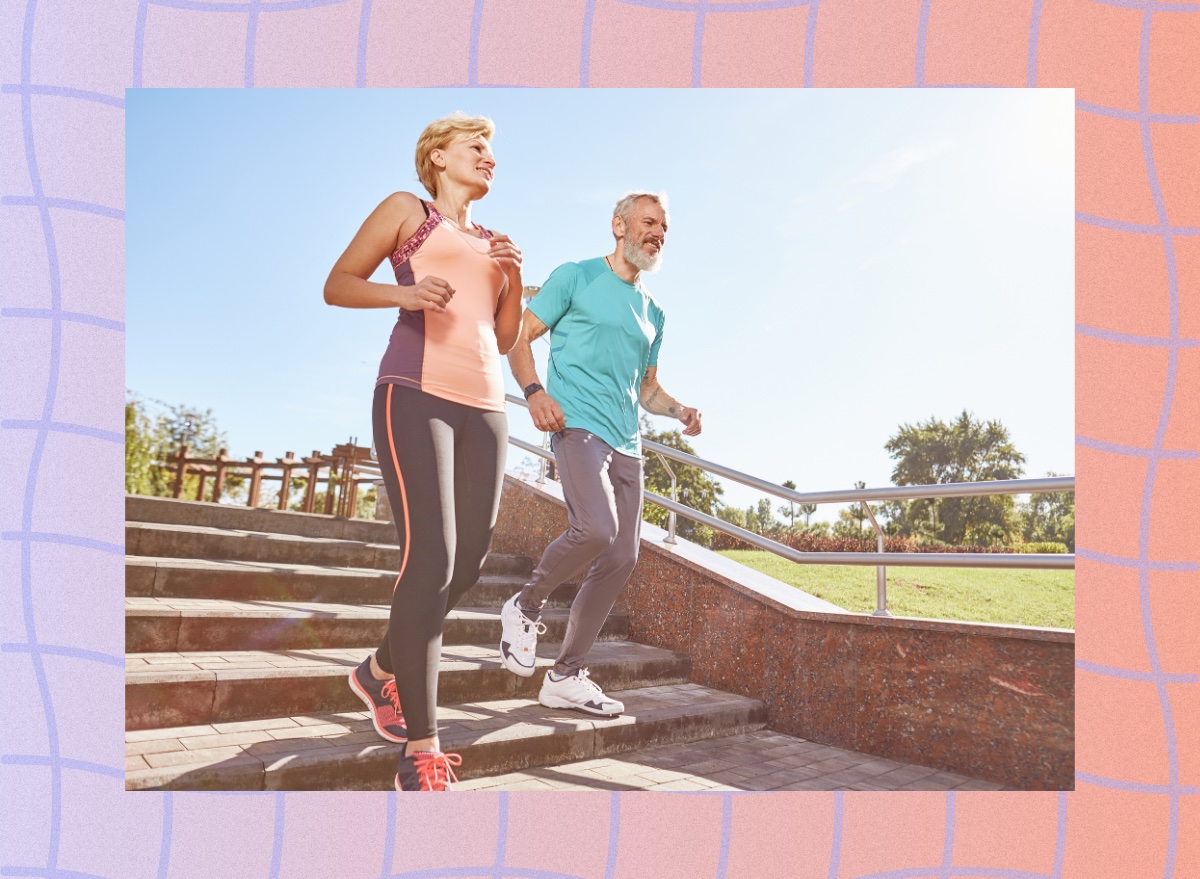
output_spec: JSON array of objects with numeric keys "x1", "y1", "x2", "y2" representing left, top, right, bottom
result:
[
  {"x1": 678, "y1": 406, "x2": 702, "y2": 436},
  {"x1": 528, "y1": 391, "x2": 566, "y2": 433}
]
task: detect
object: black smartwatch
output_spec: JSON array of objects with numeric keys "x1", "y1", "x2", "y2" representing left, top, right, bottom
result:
[{"x1": 522, "y1": 382, "x2": 544, "y2": 400}]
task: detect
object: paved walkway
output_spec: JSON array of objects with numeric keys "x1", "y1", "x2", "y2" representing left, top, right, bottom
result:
[{"x1": 455, "y1": 729, "x2": 1014, "y2": 792}]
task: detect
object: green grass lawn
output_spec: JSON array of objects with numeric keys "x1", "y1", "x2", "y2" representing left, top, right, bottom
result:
[{"x1": 717, "y1": 550, "x2": 1074, "y2": 629}]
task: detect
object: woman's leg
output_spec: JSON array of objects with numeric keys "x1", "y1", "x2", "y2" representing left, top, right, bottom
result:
[
  {"x1": 371, "y1": 383, "x2": 459, "y2": 746},
  {"x1": 444, "y1": 407, "x2": 507, "y2": 613}
]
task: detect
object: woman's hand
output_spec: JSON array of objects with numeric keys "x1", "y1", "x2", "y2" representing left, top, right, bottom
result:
[
  {"x1": 488, "y1": 234, "x2": 523, "y2": 280},
  {"x1": 399, "y1": 276, "x2": 455, "y2": 314}
]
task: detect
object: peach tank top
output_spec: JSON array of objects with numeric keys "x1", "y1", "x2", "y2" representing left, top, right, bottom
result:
[{"x1": 376, "y1": 200, "x2": 507, "y2": 411}]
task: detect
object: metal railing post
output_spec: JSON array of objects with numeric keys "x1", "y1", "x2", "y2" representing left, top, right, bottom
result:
[
  {"x1": 653, "y1": 451, "x2": 678, "y2": 544},
  {"x1": 861, "y1": 501, "x2": 890, "y2": 617},
  {"x1": 536, "y1": 430, "x2": 549, "y2": 485}
]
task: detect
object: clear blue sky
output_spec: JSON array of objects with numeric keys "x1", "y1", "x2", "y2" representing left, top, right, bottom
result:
[{"x1": 126, "y1": 88, "x2": 1073, "y2": 521}]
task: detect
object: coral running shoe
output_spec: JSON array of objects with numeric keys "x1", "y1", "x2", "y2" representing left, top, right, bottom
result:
[
  {"x1": 538, "y1": 667, "x2": 624, "y2": 716},
  {"x1": 395, "y1": 750, "x2": 462, "y2": 791},
  {"x1": 499, "y1": 594, "x2": 545, "y2": 678},
  {"x1": 348, "y1": 656, "x2": 407, "y2": 743}
]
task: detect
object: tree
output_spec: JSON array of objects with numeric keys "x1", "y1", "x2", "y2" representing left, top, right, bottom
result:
[
  {"x1": 125, "y1": 392, "x2": 232, "y2": 500},
  {"x1": 641, "y1": 418, "x2": 724, "y2": 545},
  {"x1": 798, "y1": 503, "x2": 818, "y2": 527},
  {"x1": 884, "y1": 410, "x2": 1026, "y2": 545},
  {"x1": 755, "y1": 498, "x2": 777, "y2": 534},
  {"x1": 1019, "y1": 472, "x2": 1075, "y2": 550},
  {"x1": 716, "y1": 505, "x2": 745, "y2": 528},
  {"x1": 777, "y1": 479, "x2": 802, "y2": 529}
]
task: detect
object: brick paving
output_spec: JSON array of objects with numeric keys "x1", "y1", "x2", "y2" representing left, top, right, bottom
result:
[{"x1": 454, "y1": 729, "x2": 1013, "y2": 792}]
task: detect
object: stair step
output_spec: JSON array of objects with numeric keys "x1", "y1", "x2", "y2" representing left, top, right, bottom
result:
[
  {"x1": 125, "y1": 682, "x2": 767, "y2": 790},
  {"x1": 125, "y1": 522, "x2": 535, "y2": 573},
  {"x1": 125, "y1": 557, "x2": 564, "y2": 607},
  {"x1": 125, "y1": 641, "x2": 690, "y2": 730},
  {"x1": 126, "y1": 598, "x2": 630, "y2": 652},
  {"x1": 127, "y1": 495, "x2": 400, "y2": 543}
]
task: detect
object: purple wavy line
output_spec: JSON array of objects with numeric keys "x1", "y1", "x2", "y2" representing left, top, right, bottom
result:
[
  {"x1": 604, "y1": 792, "x2": 620, "y2": 879},
  {"x1": 716, "y1": 793, "x2": 732, "y2": 878},
  {"x1": 146, "y1": 0, "x2": 351, "y2": 12},
  {"x1": 1076, "y1": 772, "x2": 1198, "y2": 796},
  {"x1": 1, "y1": 867, "x2": 115, "y2": 879},
  {"x1": 1135, "y1": 10, "x2": 1189, "y2": 877},
  {"x1": 608, "y1": 0, "x2": 817, "y2": 12},
  {"x1": 356, "y1": 0, "x2": 371, "y2": 87},
  {"x1": 1089, "y1": 0, "x2": 1198, "y2": 12},
  {"x1": 15, "y1": 1, "x2": 65, "y2": 873},
  {"x1": 1052, "y1": 793, "x2": 1067, "y2": 879},
  {"x1": 245, "y1": 0, "x2": 260, "y2": 88},
  {"x1": 1075, "y1": 322, "x2": 1199, "y2": 349},
  {"x1": 1, "y1": 308, "x2": 124, "y2": 331},
  {"x1": 133, "y1": 0, "x2": 148, "y2": 87},
  {"x1": 1075, "y1": 547, "x2": 1198, "y2": 572},
  {"x1": 914, "y1": 0, "x2": 931, "y2": 87},
  {"x1": 381, "y1": 868, "x2": 593, "y2": 879},
  {"x1": 803, "y1": 1, "x2": 818, "y2": 87},
  {"x1": 1, "y1": 532, "x2": 124, "y2": 555},
  {"x1": 1076, "y1": 659, "x2": 1198, "y2": 684},
  {"x1": 1, "y1": 755, "x2": 123, "y2": 779},
  {"x1": 1075, "y1": 435, "x2": 1198, "y2": 460},
  {"x1": 1076, "y1": 211, "x2": 1198, "y2": 237},
  {"x1": 381, "y1": 792, "x2": 396, "y2": 876},
  {"x1": 844, "y1": 867, "x2": 1050, "y2": 879},
  {"x1": 2, "y1": 196, "x2": 124, "y2": 220},
  {"x1": 827, "y1": 791, "x2": 842, "y2": 879},
  {"x1": 1, "y1": 643, "x2": 124, "y2": 668},
  {"x1": 692, "y1": 0, "x2": 708, "y2": 88},
  {"x1": 1028, "y1": 0, "x2": 1044, "y2": 86},
  {"x1": 156, "y1": 793, "x2": 173, "y2": 879},
  {"x1": 494, "y1": 792, "x2": 509, "y2": 874},
  {"x1": 1077, "y1": 99, "x2": 1199, "y2": 124},
  {"x1": 2, "y1": 420, "x2": 124, "y2": 444},
  {"x1": 939, "y1": 793, "x2": 955, "y2": 878},
  {"x1": 468, "y1": 0, "x2": 484, "y2": 86},
  {"x1": 268, "y1": 794, "x2": 285, "y2": 879},
  {"x1": 0, "y1": 84, "x2": 123, "y2": 108},
  {"x1": 580, "y1": 0, "x2": 596, "y2": 87}
]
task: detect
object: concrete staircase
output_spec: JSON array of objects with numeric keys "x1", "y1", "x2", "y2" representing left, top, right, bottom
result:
[{"x1": 124, "y1": 496, "x2": 769, "y2": 790}]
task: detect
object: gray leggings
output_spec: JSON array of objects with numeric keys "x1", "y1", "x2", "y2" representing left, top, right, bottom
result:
[
  {"x1": 372, "y1": 382, "x2": 507, "y2": 740},
  {"x1": 518, "y1": 428, "x2": 643, "y2": 675}
]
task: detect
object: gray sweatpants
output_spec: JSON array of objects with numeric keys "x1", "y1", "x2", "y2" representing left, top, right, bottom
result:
[{"x1": 518, "y1": 428, "x2": 643, "y2": 676}]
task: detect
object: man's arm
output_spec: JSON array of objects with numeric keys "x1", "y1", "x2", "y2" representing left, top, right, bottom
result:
[
  {"x1": 508, "y1": 310, "x2": 567, "y2": 433},
  {"x1": 639, "y1": 367, "x2": 702, "y2": 436}
]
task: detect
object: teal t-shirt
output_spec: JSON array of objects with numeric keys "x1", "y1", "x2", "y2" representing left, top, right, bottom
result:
[{"x1": 528, "y1": 257, "x2": 665, "y2": 457}]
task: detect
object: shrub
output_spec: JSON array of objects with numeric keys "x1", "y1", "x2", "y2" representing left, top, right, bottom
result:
[{"x1": 1013, "y1": 541, "x2": 1069, "y2": 554}]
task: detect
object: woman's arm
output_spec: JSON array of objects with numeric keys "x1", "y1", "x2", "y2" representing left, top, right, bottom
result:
[
  {"x1": 324, "y1": 192, "x2": 445, "y2": 310},
  {"x1": 488, "y1": 233, "x2": 524, "y2": 354}
]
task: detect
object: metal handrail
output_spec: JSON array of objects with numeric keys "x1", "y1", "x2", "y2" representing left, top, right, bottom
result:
[{"x1": 503, "y1": 393, "x2": 1075, "y2": 616}]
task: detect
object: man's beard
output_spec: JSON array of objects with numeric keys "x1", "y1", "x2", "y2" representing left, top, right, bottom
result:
[{"x1": 623, "y1": 236, "x2": 663, "y2": 273}]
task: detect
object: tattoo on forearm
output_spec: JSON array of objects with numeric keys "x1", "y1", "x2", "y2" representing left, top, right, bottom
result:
[
  {"x1": 645, "y1": 387, "x2": 660, "y2": 409},
  {"x1": 668, "y1": 405, "x2": 677, "y2": 416}
]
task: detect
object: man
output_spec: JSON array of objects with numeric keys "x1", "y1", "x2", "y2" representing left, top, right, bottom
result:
[{"x1": 501, "y1": 191, "x2": 702, "y2": 715}]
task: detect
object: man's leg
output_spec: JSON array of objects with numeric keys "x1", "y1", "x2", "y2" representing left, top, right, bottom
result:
[
  {"x1": 552, "y1": 449, "x2": 643, "y2": 675},
  {"x1": 517, "y1": 430, "x2": 621, "y2": 614}
]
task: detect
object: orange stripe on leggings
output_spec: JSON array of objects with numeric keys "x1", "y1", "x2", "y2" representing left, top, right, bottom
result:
[{"x1": 385, "y1": 384, "x2": 411, "y2": 592}]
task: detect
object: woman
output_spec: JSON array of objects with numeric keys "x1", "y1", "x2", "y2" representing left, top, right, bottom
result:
[{"x1": 324, "y1": 112, "x2": 523, "y2": 791}]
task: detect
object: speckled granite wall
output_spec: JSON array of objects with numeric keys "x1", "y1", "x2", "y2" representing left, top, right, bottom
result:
[{"x1": 493, "y1": 475, "x2": 1074, "y2": 790}]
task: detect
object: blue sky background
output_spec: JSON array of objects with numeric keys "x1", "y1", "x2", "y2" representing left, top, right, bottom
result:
[{"x1": 126, "y1": 88, "x2": 1073, "y2": 520}]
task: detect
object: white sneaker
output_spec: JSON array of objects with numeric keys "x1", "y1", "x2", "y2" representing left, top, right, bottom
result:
[
  {"x1": 499, "y1": 594, "x2": 545, "y2": 677},
  {"x1": 538, "y1": 668, "x2": 624, "y2": 716}
]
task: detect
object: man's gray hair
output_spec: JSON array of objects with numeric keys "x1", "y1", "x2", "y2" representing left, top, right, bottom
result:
[{"x1": 612, "y1": 190, "x2": 669, "y2": 225}]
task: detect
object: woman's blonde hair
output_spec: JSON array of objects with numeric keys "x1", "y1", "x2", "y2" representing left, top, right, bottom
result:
[{"x1": 414, "y1": 112, "x2": 496, "y2": 197}]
